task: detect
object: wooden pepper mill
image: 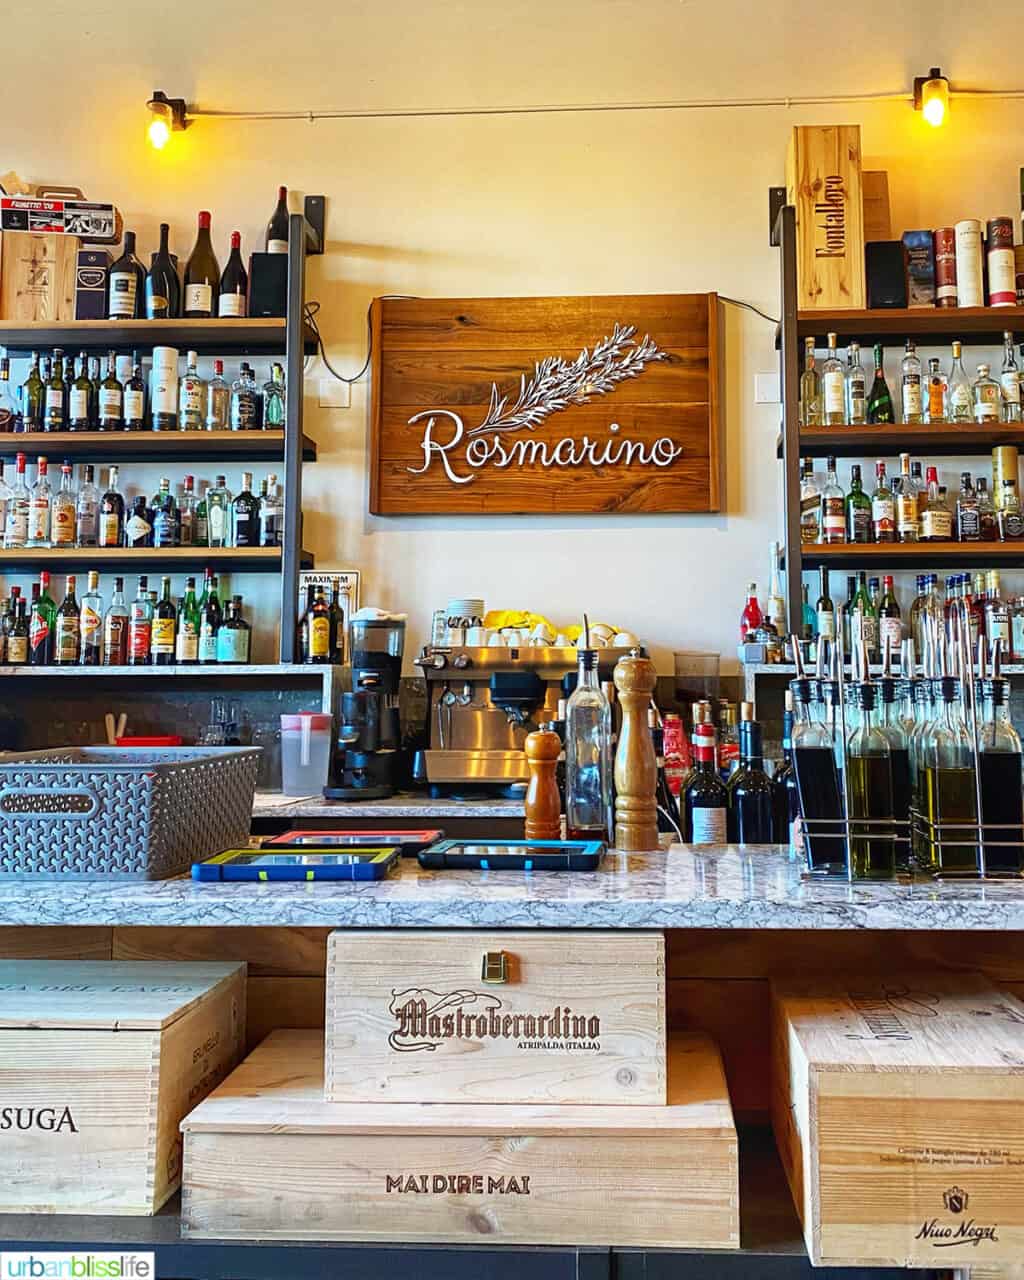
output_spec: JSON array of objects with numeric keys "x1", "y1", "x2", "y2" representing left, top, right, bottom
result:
[
  {"x1": 612, "y1": 648, "x2": 659, "y2": 851},
  {"x1": 524, "y1": 730, "x2": 562, "y2": 840}
]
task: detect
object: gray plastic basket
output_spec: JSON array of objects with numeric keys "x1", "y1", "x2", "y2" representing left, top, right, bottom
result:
[{"x1": 0, "y1": 746, "x2": 261, "y2": 878}]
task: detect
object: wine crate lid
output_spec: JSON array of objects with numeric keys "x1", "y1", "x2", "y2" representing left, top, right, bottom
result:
[
  {"x1": 0, "y1": 960, "x2": 246, "y2": 1031},
  {"x1": 183, "y1": 1029, "x2": 732, "y2": 1137},
  {"x1": 773, "y1": 973, "x2": 1024, "y2": 1074}
]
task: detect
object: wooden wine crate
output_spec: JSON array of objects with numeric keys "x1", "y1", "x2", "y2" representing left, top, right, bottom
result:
[
  {"x1": 182, "y1": 1028, "x2": 738, "y2": 1247},
  {"x1": 325, "y1": 929, "x2": 666, "y2": 1105},
  {"x1": 0, "y1": 231, "x2": 79, "y2": 321},
  {"x1": 0, "y1": 960, "x2": 246, "y2": 1214},
  {"x1": 786, "y1": 124, "x2": 866, "y2": 310},
  {"x1": 771, "y1": 974, "x2": 1024, "y2": 1268}
]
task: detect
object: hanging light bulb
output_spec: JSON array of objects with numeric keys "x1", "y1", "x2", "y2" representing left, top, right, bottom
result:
[
  {"x1": 914, "y1": 68, "x2": 949, "y2": 128},
  {"x1": 146, "y1": 91, "x2": 188, "y2": 150}
]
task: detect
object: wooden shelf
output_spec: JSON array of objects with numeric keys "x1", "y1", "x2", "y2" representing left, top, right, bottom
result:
[
  {"x1": 0, "y1": 663, "x2": 331, "y2": 678},
  {"x1": 0, "y1": 430, "x2": 316, "y2": 462},
  {"x1": 799, "y1": 541, "x2": 1024, "y2": 570},
  {"x1": 797, "y1": 306, "x2": 1024, "y2": 346},
  {"x1": 781, "y1": 423, "x2": 1024, "y2": 459},
  {"x1": 0, "y1": 317, "x2": 316, "y2": 356},
  {"x1": 0, "y1": 546, "x2": 313, "y2": 573}
]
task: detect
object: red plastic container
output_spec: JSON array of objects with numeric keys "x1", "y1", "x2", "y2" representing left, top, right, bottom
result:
[{"x1": 115, "y1": 735, "x2": 184, "y2": 747}]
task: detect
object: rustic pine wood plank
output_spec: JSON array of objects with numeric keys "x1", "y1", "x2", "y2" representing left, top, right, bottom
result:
[
  {"x1": 112, "y1": 927, "x2": 330, "y2": 976},
  {"x1": 245, "y1": 976, "x2": 325, "y2": 1052},
  {"x1": 0, "y1": 926, "x2": 111, "y2": 960}
]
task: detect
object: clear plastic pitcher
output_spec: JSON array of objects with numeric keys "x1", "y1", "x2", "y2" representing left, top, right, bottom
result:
[{"x1": 280, "y1": 712, "x2": 333, "y2": 796}]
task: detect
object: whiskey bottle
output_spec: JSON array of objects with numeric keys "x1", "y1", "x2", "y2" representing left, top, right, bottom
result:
[
  {"x1": 896, "y1": 453, "x2": 919, "y2": 543},
  {"x1": 845, "y1": 464, "x2": 871, "y2": 544},
  {"x1": 920, "y1": 466, "x2": 953, "y2": 542},
  {"x1": 799, "y1": 457, "x2": 821, "y2": 544},
  {"x1": 955, "y1": 472, "x2": 981, "y2": 542},
  {"x1": 821, "y1": 332, "x2": 845, "y2": 425},
  {"x1": 977, "y1": 476, "x2": 998, "y2": 541}
]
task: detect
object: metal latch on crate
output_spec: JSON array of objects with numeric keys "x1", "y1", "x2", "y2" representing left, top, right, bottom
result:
[{"x1": 481, "y1": 951, "x2": 508, "y2": 984}]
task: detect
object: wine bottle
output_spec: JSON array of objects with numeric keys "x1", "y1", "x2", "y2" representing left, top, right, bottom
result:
[
  {"x1": 266, "y1": 187, "x2": 289, "y2": 253},
  {"x1": 107, "y1": 231, "x2": 146, "y2": 319},
  {"x1": 183, "y1": 212, "x2": 220, "y2": 318},
  {"x1": 145, "y1": 223, "x2": 181, "y2": 319},
  {"x1": 218, "y1": 231, "x2": 248, "y2": 317}
]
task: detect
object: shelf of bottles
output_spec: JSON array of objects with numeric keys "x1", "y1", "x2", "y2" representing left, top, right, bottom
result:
[
  {"x1": 795, "y1": 306, "x2": 1024, "y2": 346},
  {"x1": 0, "y1": 317, "x2": 317, "y2": 356},
  {"x1": 0, "y1": 433, "x2": 316, "y2": 462}
]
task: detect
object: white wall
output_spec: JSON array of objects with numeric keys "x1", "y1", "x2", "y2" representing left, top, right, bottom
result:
[{"x1": 5, "y1": 0, "x2": 1024, "y2": 671}]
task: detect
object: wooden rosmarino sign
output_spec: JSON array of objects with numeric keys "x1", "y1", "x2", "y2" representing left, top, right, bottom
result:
[{"x1": 369, "y1": 293, "x2": 720, "y2": 514}]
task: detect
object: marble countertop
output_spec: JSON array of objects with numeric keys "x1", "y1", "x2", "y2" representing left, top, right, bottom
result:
[
  {"x1": 6, "y1": 845, "x2": 1024, "y2": 929},
  {"x1": 251, "y1": 792, "x2": 525, "y2": 818}
]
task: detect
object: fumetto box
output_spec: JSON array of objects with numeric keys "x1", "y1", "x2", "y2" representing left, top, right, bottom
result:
[
  {"x1": 325, "y1": 930, "x2": 666, "y2": 1105},
  {"x1": 0, "y1": 960, "x2": 246, "y2": 1214},
  {"x1": 181, "y1": 1029, "x2": 738, "y2": 1248},
  {"x1": 771, "y1": 974, "x2": 1024, "y2": 1268}
]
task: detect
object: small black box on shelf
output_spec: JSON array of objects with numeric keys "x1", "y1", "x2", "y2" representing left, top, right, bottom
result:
[
  {"x1": 866, "y1": 241, "x2": 908, "y2": 309},
  {"x1": 248, "y1": 253, "x2": 287, "y2": 317},
  {"x1": 74, "y1": 248, "x2": 112, "y2": 319}
]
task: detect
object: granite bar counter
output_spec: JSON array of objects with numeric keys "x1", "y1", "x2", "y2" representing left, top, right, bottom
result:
[
  {"x1": 5, "y1": 844, "x2": 1024, "y2": 929},
  {"x1": 251, "y1": 791, "x2": 525, "y2": 820}
]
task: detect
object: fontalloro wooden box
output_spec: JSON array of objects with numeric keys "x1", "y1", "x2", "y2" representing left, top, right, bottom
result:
[
  {"x1": 0, "y1": 960, "x2": 246, "y2": 1214},
  {"x1": 181, "y1": 1029, "x2": 738, "y2": 1248},
  {"x1": 771, "y1": 974, "x2": 1024, "y2": 1268},
  {"x1": 785, "y1": 124, "x2": 866, "y2": 310},
  {"x1": 325, "y1": 930, "x2": 666, "y2": 1105}
]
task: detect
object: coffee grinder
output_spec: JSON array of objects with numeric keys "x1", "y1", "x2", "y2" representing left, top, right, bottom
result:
[{"x1": 325, "y1": 615, "x2": 406, "y2": 800}]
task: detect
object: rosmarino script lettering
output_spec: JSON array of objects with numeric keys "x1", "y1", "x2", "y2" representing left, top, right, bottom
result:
[{"x1": 387, "y1": 988, "x2": 601, "y2": 1053}]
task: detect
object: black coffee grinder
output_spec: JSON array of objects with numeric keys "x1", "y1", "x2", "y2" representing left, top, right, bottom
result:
[{"x1": 325, "y1": 615, "x2": 406, "y2": 800}]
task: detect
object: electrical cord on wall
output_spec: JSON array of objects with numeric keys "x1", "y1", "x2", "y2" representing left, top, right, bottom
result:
[
  {"x1": 304, "y1": 295, "x2": 420, "y2": 383},
  {"x1": 719, "y1": 295, "x2": 779, "y2": 325}
]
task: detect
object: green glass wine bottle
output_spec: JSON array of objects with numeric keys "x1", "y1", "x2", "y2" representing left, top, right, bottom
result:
[{"x1": 866, "y1": 343, "x2": 895, "y2": 424}]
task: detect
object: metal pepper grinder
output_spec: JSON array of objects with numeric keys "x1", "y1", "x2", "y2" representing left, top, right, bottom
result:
[
  {"x1": 524, "y1": 730, "x2": 562, "y2": 840},
  {"x1": 612, "y1": 648, "x2": 659, "y2": 851}
]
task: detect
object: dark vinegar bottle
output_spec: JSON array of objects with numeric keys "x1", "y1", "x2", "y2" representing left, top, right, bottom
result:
[
  {"x1": 183, "y1": 211, "x2": 220, "y2": 318},
  {"x1": 266, "y1": 186, "x2": 289, "y2": 252},
  {"x1": 218, "y1": 231, "x2": 248, "y2": 317},
  {"x1": 145, "y1": 223, "x2": 181, "y2": 319}
]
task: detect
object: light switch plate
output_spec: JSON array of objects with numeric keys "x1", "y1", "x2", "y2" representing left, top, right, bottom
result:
[
  {"x1": 319, "y1": 378, "x2": 351, "y2": 408},
  {"x1": 755, "y1": 372, "x2": 780, "y2": 404}
]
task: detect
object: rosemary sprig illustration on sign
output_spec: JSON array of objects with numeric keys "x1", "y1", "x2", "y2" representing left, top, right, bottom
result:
[{"x1": 465, "y1": 323, "x2": 668, "y2": 438}]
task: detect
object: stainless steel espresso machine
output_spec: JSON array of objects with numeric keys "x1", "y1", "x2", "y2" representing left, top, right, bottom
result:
[
  {"x1": 412, "y1": 643, "x2": 621, "y2": 797},
  {"x1": 326, "y1": 616, "x2": 406, "y2": 800}
]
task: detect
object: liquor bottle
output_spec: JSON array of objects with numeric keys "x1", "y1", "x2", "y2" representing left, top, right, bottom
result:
[
  {"x1": 216, "y1": 595, "x2": 251, "y2": 663},
  {"x1": 150, "y1": 576, "x2": 176, "y2": 666},
  {"x1": 725, "y1": 707, "x2": 774, "y2": 843},
  {"x1": 799, "y1": 337, "x2": 822, "y2": 427},
  {"x1": 69, "y1": 353, "x2": 92, "y2": 430},
  {"x1": 946, "y1": 341, "x2": 973, "y2": 423},
  {"x1": 328, "y1": 577, "x2": 345, "y2": 661},
  {"x1": 896, "y1": 453, "x2": 918, "y2": 543},
  {"x1": 107, "y1": 231, "x2": 146, "y2": 319},
  {"x1": 230, "y1": 363, "x2": 261, "y2": 430},
  {"x1": 718, "y1": 704, "x2": 740, "y2": 780},
  {"x1": 79, "y1": 570, "x2": 102, "y2": 666},
  {"x1": 985, "y1": 570, "x2": 1011, "y2": 655},
  {"x1": 122, "y1": 356, "x2": 147, "y2": 431},
  {"x1": 1000, "y1": 479, "x2": 1024, "y2": 539},
  {"x1": 866, "y1": 344, "x2": 894, "y2": 423},
  {"x1": 921, "y1": 357, "x2": 943, "y2": 424},
  {"x1": 977, "y1": 675, "x2": 1024, "y2": 873},
  {"x1": 0, "y1": 462, "x2": 10, "y2": 537},
  {"x1": 206, "y1": 476, "x2": 232, "y2": 548},
  {"x1": 297, "y1": 584, "x2": 315, "y2": 662},
  {"x1": 151, "y1": 477, "x2": 178, "y2": 548},
  {"x1": 977, "y1": 476, "x2": 998, "y2": 540},
  {"x1": 231, "y1": 471, "x2": 259, "y2": 548},
  {"x1": 266, "y1": 186, "x2": 289, "y2": 252},
  {"x1": 899, "y1": 340, "x2": 923, "y2": 424},
  {"x1": 97, "y1": 351, "x2": 123, "y2": 431},
  {"x1": 26, "y1": 456, "x2": 51, "y2": 548},
  {"x1": 101, "y1": 577, "x2": 129, "y2": 665},
  {"x1": 920, "y1": 465, "x2": 952, "y2": 542},
  {"x1": 919, "y1": 677, "x2": 978, "y2": 874},
  {"x1": 127, "y1": 576, "x2": 153, "y2": 666},
  {"x1": 178, "y1": 475, "x2": 197, "y2": 546},
  {"x1": 206, "y1": 360, "x2": 230, "y2": 430},
  {"x1": 306, "y1": 586, "x2": 331, "y2": 663},
  {"x1": 21, "y1": 353, "x2": 43, "y2": 430},
  {"x1": 175, "y1": 577, "x2": 200, "y2": 664},
  {"x1": 0, "y1": 353, "x2": 15, "y2": 432},
  {"x1": 198, "y1": 574, "x2": 222, "y2": 664},
  {"x1": 739, "y1": 582, "x2": 762, "y2": 641},
  {"x1": 7, "y1": 598, "x2": 28, "y2": 665},
  {"x1": 259, "y1": 473, "x2": 283, "y2": 547},
  {"x1": 44, "y1": 350, "x2": 65, "y2": 430},
  {"x1": 145, "y1": 222, "x2": 181, "y2": 319},
  {"x1": 218, "y1": 232, "x2": 248, "y2": 317},
  {"x1": 814, "y1": 566, "x2": 835, "y2": 641},
  {"x1": 845, "y1": 341, "x2": 866, "y2": 424},
  {"x1": 54, "y1": 575, "x2": 81, "y2": 666},
  {"x1": 791, "y1": 674, "x2": 843, "y2": 870},
  {"x1": 771, "y1": 693, "x2": 798, "y2": 844},
  {"x1": 799, "y1": 457, "x2": 821, "y2": 544},
  {"x1": 125, "y1": 494, "x2": 154, "y2": 549},
  {"x1": 178, "y1": 350, "x2": 204, "y2": 430},
  {"x1": 870, "y1": 461, "x2": 895, "y2": 543},
  {"x1": 765, "y1": 541, "x2": 786, "y2": 635},
  {"x1": 973, "y1": 363, "x2": 1000, "y2": 422},
  {"x1": 194, "y1": 487, "x2": 209, "y2": 546},
  {"x1": 845, "y1": 464, "x2": 871, "y2": 543},
  {"x1": 4, "y1": 452, "x2": 29, "y2": 549},
  {"x1": 820, "y1": 332, "x2": 844, "y2": 425},
  {"x1": 845, "y1": 682, "x2": 895, "y2": 878},
  {"x1": 968, "y1": 573, "x2": 986, "y2": 653},
  {"x1": 850, "y1": 571, "x2": 879, "y2": 664},
  {"x1": 955, "y1": 471, "x2": 980, "y2": 542},
  {"x1": 263, "y1": 364, "x2": 285, "y2": 428},
  {"x1": 878, "y1": 575, "x2": 902, "y2": 658},
  {"x1": 1001, "y1": 332, "x2": 1022, "y2": 423},
  {"x1": 800, "y1": 583, "x2": 815, "y2": 641},
  {"x1": 150, "y1": 346, "x2": 179, "y2": 431},
  {"x1": 819, "y1": 456, "x2": 845, "y2": 545},
  {"x1": 683, "y1": 722, "x2": 728, "y2": 844},
  {"x1": 29, "y1": 571, "x2": 56, "y2": 665},
  {"x1": 184, "y1": 212, "x2": 220, "y2": 318},
  {"x1": 51, "y1": 460, "x2": 76, "y2": 549},
  {"x1": 99, "y1": 466, "x2": 125, "y2": 548}
]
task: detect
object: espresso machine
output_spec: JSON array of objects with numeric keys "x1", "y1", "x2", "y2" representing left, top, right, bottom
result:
[
  {"x1": 326, "y1": 616, "x2": 405, "y2": 800},
  {"x1": 412, "y1": 642, "x2": 621, "y2": 797}
]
